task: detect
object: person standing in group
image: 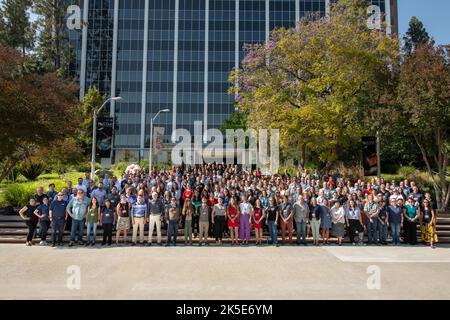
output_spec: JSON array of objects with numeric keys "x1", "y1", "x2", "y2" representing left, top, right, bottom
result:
[
  {"x1": 308, "y1": 197, "x2": 321, "y2": 246},
  {"x1": 131, "y1": 194, "x2": 147, "y2": 246},
  {"x1": 198, "y1": 197, "x2": 210, "y2": 246},
  {"x1": 251, "y1": 199, "x2": 264, "y2": 246},
  {"x1": 239, "y1": 195, "x2": 253, "y2": 245},
  {"x1": 147, "y1": 192, "x2": 165, "y2": 246},
  {"x1": 67, "y1": 189, "x2": 90, "y2": 247},
  {"x1": 227, "y1": 197, "x2": 240, "y2": 246},
  {"x1": 421, "y1": 199, "x2": 438, "y2": 249},
  {"x1": 330, "y1": 200, "x2": 345, "y2": 246},
  {"x1": 91, "y1": 182, "x2": 107, "y2": 207},
  {"x1": 404, "y1": 197, "x2": 420, "y2": 245},
  {"x1": 364, "y1": 195, "x2": 379, "y2": 245},
  {"x1": 212, "y1": 197, "x2": 226, "y2": 245},
  {"x1": 101, "y1": 199, "x2": 114, "y2": 246},
  {"x1": 85, "y1": 197, "x2": 101, "y2": 246},
  {"x1": 165, "y1": 197, "x2": 181, "y2": 246},
  {"x1": 293, "y1": 195, "x2": 309, "y2": 246},
  {"x1": 265, "y1": 198, "x2": 279, "y2": 246},
  {"x1": 19, "y1": 198, "x2": 38, "y2": 246},
  {"x1": 116, "y1": 194, "x2": 131, "y2": 245},
  {"x1": 182, "y1": 198, "x2": 195, "y2": 245},
  {"x1": 320, "y1": 198, "x2": 332, "y2": 245},
  {"x1": 388, "y1": 198, "x2": 404, "y2": 246},
  {"x1": 345, "y1": 199, "x2": 365, "y2": 246},
  {"x1": 377, "y1": 201, "x2": 389, "y2": 245},
  {"x1": 279, "y1": 196, "x2": 294, "y2": 245},
  {"x1": 34, "y1": 197, "x2": 50, "y2": 245},
  {"x1": 49, "y1": 192, "x2": 68, "y2": 246}
]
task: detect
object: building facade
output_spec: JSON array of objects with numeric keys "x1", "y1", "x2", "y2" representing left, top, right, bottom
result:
[{"x1": 65, "y1": 0, "x2": 398, "y2": 163}]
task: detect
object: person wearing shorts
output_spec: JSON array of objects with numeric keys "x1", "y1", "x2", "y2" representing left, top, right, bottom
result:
[{"x1": 116, "y1": 195, "x2": 130, "y2": 245}]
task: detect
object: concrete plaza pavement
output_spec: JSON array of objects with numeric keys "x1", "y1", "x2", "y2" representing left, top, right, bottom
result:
[{"x1": 1, "y1": 244, "x2": 450, "y2": 300}]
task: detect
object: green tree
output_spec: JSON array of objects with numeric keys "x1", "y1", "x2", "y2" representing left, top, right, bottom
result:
[
  {"x1": 32, "y1": 0, "x2": 74, "y2": 76},
  {"x1": 403, "y1": 16, "x2": 430, "y2": 54},
  {"x1": 395, "y1": 42, "x2": 450, "y2": 209},
  {"x1": 0, "y1": 46, "x2": 80, "y2": 183},
  {"x1": 230, "y1": 0, "x2": 399, "y2": 168},
  {"x1": 77, "y1": 87, "x2": 107, "y2": 156},
  {"x1": 0, "y1": 0, "x2": 35, "y2": 55},
  {"x1": 220, "y1": 110, "x2": 248, "y2": 132}
]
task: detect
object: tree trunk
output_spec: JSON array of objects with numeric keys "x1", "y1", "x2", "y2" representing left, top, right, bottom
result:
[{"x1": 0, "y1": 158, "x2": 19, "y2": 184}]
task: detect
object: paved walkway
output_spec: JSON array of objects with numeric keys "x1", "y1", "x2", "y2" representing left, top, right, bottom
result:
[{"x1": 1, "y1": 244, "x2": 449, "y2": 300}]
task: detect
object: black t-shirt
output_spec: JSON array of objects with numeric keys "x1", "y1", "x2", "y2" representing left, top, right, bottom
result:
[
  {"x1": 266, "y1": 206, "x2": 278, "y2": 221},
  {"x1": 34, "y1": 194, "x2": 48, "y2": 206},
  {"x1": 423, "y1": 208, "x2": 433, "y2": 224},
  {"x1": 25, "y1": 205, "x2": 38, "y2": 224},
  {"x1": 378, "y1": 207, "x2": 388, "y2": 222}
]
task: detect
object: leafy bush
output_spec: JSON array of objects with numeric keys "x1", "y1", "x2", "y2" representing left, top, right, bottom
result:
[
  {"x1": 73, "y1": 162, "x2": 101, "y2": 173},
  {"x1": 3, "y1": 184, "x2": 35, "y2": 208},
  {"x1": 116, "y1": 162, "x2": 128, "y2": 173},
  {"x1": 139, "y1": 159, "x2": 149, "y2": 170},
  {"x1": 18, "y1": 159, "x2": 46, "y2": 181},
  {"x1": 398, "y1": 166, "x2": 418, "y2": 178},
  {"x1": 382, "y1": 163, "x2": 400, "y2": 175}
]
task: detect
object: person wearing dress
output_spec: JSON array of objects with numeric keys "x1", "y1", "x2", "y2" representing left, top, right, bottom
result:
[
  {"x1": 421, "y1": 199, "x2": 437, "y2": 249},
  {"x1": 251, "y1": 199, "x2": 264, "y2": 245},
  {"x1": 227, "y1": 197, "x2": 240, "y2": 246},
  {"x1": 330, "y1": 200, "x2": 345, "y2": 246},
  {"x1": 320, "y1": 198, "x2": 332, "y2": 245}
]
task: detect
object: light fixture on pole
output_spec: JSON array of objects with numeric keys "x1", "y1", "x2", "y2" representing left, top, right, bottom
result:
[
  {"x1": 91, "y1": 96, "x2": 123, "y2": 180},
  {"x1": 149, "y1": 108, "x2": 170, "y2": 175}
]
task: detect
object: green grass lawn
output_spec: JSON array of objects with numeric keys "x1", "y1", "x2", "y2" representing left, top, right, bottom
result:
[{"x1": 0, "y1": 170, "x2": 123, "y2": 207}]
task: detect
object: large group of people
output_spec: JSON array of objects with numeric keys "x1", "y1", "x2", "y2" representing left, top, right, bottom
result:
[{"x1": 18, "y1": 164, "x2": 439, "y2": 249}]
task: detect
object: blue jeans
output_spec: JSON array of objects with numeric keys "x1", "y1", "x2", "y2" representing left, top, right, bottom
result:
[
  {"x1": 390, "y1": 223, "x2": 401, "y2": 245},
  {"x1": 51, "y1": 217, "x2": 65, "y2": 243},
  {"x1": 378, "y1": 221, "x2": 388, "y2": 243},
  {"x1": 268, "y1": 220, "x2": 278, "y2": 245},
  {"x1": 70, "y1": 219, "x2": 84, "y2": 242},
  {"x1": 167, "y1": 221, "x2": 179, "y2": 244},
  {"x1": 86, "y1": 222, "x2": 97, "y2": 242},
  {"x1": 296, "y1": 220, "x2": 307, "y2": 244},
  {"x1": 368, "y1": 219, "x2": 379, "y2": 243}
]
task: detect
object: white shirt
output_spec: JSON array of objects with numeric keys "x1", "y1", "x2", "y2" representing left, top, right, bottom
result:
[{"x1": 239, "y1": 202, "x2": 253, "y2": 215}]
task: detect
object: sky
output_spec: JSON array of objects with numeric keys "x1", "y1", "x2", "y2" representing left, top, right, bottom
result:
[
  {"x1": 0, "y1": 0, "x2": 449, "y2": 45},
  {"x1": 398, "y1": 0, "x2": 450, "y2": 45}
]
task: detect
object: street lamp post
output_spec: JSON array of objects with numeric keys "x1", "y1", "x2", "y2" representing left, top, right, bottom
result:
[
  {"x1": 91, "y1": 96, "x2": 123, "y2": 180},
  {"x1": 149, "y1": 108, "x2": 170, "y2": 175}
]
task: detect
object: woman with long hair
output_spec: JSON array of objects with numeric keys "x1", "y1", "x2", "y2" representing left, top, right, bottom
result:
[
  {"x1": 86, "y1": 197, "x2": 100, "y2": 246},
  {"x1": 19, "y1": 197, "x2": 38, "y2": 246},
  {"x1": 182, "y1": 197, "x2": 195, "y2": 245},
  {"x1": 212, "y1": 197, "x2": 226, "y2": 245},
  {"x1": 227, "y1": 197, "x2": 240, "y2": 246},
  {"x1": 320, "y1": 198, "x2": 332, "y2": 245},
  {"x1": 421, "y1": 199, "x2": 438, "y2": 249},
  {"x1": 116, "y1": 194, "x2": 131, "y2": 245},
  {"x1": 252, "y1": 198, "x2": 264, "y2": 245}
]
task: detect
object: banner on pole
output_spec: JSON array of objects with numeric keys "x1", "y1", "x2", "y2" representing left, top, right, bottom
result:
[
  {"x1": 153, "y1": 127, "x2": 165, "y2": 153},
  {"x1": 96, "y1": 117, "x2": 113, "y2": 158},
  {"x1": 362, "y1": 136, "x2": 378, "y2": 176}
]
